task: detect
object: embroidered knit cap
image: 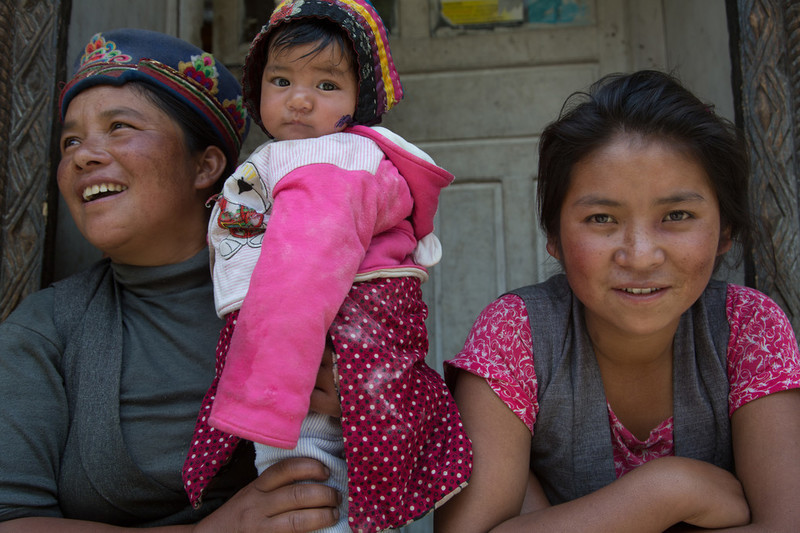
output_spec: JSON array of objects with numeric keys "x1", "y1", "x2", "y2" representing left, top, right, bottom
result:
[
  {"x1": 59, "y1": 28, "x2": 249, "y2": 166},
  {"x1": 243, "y1": 0, "x2": 403, "y2": 135}
]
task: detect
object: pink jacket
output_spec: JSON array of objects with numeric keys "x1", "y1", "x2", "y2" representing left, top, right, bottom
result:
[{"x1": 208, "y1": 125, "x2": 454, "y2": 447}]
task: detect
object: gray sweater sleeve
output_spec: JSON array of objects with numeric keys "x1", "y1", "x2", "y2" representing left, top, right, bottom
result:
[{"x1": 0, "y1": 288, "x2": 67, "y2": 519}]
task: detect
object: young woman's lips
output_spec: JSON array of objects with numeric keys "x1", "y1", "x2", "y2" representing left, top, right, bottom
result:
[
  {"x1": 82, "y1": 182, "x2": 128, "y2": 202},
  {"x1": 620, "y1": 287, "x2": 662, "y2": 295}
]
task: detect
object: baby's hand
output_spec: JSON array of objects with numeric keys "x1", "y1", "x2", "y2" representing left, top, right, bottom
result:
[{"x1": 310, "y1": 342, "x2": 341, "y2": 417}]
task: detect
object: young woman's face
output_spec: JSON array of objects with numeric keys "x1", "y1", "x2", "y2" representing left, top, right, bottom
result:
[
  {"x1": 548, "y1": 134, "x2": 731, "y2": 342},
  {"x1": 58, "y1": 84, "x2": 211, "y2": 265},
  {"x1": 260, "y1": 40, "x2": 358, "y2": 140}
]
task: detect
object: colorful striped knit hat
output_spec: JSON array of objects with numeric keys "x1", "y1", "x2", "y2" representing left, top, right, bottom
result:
[
  {"x1": 243, "y1": 0, "x2": 403, "y2": 135},
  {"x1": 60, "y1": 28, "x2": 249, "y2": 167}
]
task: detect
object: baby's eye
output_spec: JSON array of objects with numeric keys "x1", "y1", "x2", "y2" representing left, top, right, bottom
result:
[
  {"x1": 272, "y1": 77, "x2": 290, "y2": 87},
  {"x1": 664, "y1": 210, "x2": 691, "y2": 222},
  {"x1": 318, "y1": 81, "x2": 338, "y2": 91}
]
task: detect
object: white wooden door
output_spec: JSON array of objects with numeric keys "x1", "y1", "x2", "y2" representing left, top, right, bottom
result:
[
  {"x1": 214, "y1": 5, "x2": 667, "y2": 531},
  {"x1": 377, "y1": 2, "x2": 666, "y2": 531},
  {"x1": 378, "y1": 0, "x2": 667, "y2": 375}
]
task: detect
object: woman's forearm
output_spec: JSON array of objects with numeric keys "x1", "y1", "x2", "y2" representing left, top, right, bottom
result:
[
  {"x1": 491, "y1": 457, "x2": 749, "y2": 533},
  {"x1": 0, "y1": 518, "x2": 191, "y2": 533}
]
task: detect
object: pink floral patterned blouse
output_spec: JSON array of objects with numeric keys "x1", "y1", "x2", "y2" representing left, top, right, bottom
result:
[{"x1": 446, "y1": 284, "x2": 800, "y2": 478}]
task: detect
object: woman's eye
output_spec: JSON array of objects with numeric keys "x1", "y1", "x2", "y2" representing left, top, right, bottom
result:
[
  {"x1": 110, "y1": 122, "x2": 131, "y2": 131},
  {"x1": 319, "y1": 81, "x2": 337, "y2": 91},
  {"x1": 665, "y1": 210, "x2": 691, "y2": 222},
  {"x1": 61, "y1": 137, "x2": 80, "y2": 150}
]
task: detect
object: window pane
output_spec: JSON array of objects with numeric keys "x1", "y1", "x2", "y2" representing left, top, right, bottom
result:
[{"x1": 438, "y1": 0, "x2": 593, "y2": 28}]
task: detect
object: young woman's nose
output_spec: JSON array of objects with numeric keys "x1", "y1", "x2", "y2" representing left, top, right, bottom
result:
[{"x1": 614, "y1": 224, "x2": 666, "y2": 269}]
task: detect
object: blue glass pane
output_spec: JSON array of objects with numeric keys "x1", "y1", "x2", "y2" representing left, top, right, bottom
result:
[{"x1": 525, "y1": 0, "x2": 592, "y2": 25}]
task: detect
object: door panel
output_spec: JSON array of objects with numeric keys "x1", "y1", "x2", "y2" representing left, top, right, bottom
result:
[
  {"x1": 379, "y1": 2, "x2": 639, "y2": 376},
  {"x1": 383, "y1": 65, "x2": 600, "y2": 140},
  {"x1": 207, "y1": 2, "x2": 660, "y2": 532}
]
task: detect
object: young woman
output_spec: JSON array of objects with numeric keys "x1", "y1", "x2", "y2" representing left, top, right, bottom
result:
[{"x1": 437, "y1": 70, "x2": 800, "y2": 532}]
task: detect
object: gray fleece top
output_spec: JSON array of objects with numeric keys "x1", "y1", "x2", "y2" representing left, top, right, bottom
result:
[{"x1": 0, "y1": 249, "x2": 255, "y2": 525}]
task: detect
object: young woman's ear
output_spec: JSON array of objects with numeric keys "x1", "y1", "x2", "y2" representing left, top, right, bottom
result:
[
  {"x1": 194, "y1": 145, "x2": 227, "y2": 191},
  {"x1": 546, "y1": 235, "x2": 562, "y2": 261},
  {"x1": 716, "y1": 226, "x2": 733, "y2": 256}
]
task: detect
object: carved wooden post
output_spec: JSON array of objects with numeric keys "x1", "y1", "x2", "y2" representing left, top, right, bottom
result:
[
  {"x1": 0, "y1": 0, "x2": 71, "y2": 321},
  {"x1": 728, "y1": 0, "x2": 800, "y2": 333}
]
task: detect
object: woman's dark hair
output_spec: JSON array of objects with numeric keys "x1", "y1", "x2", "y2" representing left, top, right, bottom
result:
[
  {"x1": 537, "y1": 70, "x2": 752, "y2": 263},
  {"x1": 128, "y1": 81, "x2": 237, "y2": 192},
  {"x1": 267, "y1": 18, "x2": 356, "y2": 70}
]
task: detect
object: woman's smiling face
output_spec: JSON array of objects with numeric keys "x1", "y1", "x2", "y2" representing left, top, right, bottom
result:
[
  {"x1": 58, "y1": 84, "x2": 211, "y2": 265},
  {"x1": 548, "y1": 133, "x2": 732, "y2": 342}
]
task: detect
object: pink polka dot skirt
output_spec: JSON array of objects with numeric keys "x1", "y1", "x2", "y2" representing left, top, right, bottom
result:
[
  {"x1": 182, "y1": 312, "x2": 241, "y2": 508},
  {"x1": 182, "y1": 278, "x2": 472, "y2": 530},
  {"x1": 333, "y1": 277, "x2": 471, "y2": 531}
]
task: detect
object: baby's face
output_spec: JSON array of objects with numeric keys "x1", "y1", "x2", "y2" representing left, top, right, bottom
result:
[{"x1": 260, "y1": 40, "x2": 358, "y2": 140}]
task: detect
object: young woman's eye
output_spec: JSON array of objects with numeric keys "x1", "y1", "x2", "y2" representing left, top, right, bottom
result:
[
  {"x1": 319, "y1": 81, "x2": 338, "y2": 91},
  {"x1": 588, "y1": 214, "x2": 613, "y2": 224},
  {"x1": 664, "y1": 210, "x2": 691, "y2": 222}
]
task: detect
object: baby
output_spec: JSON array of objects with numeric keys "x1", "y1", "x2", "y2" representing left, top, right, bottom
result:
[{"x1": 183, "y1": 1, "x2": 472, "y2": 531}]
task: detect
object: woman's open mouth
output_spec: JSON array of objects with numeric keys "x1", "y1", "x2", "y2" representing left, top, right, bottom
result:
[{"x1": 82, "y1": 183, "x2": 128, "y2": 202}]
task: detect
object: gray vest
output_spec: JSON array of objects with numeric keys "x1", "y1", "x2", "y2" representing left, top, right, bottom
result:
[
  {"x1": 511, "y1": 274, "x2": 733, "y2": 504},
  {"x1": 51, "y1": 256, "x2": 254, "y2": 525},
  {"x1": 53, "y1": 260, "x2": 196, "y2": 523}
]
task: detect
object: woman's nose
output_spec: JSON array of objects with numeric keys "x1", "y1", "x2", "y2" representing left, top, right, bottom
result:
[
  {"x1": 71, "y1": 137, "x2": 111, "y2": 169},
  {"x1": 614, "y1": 224, "x2": 666, "y2": 269}
]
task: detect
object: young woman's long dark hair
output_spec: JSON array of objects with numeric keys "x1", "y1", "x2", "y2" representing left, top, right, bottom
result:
[{"x1": 537, "y1": 70, "x2": 752, "y2": 264}]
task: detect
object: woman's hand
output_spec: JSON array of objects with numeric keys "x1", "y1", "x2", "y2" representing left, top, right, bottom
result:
[
  {"x1": 194, "y1": 457, "x2": 340, "y2": 533},
  {"x1": 309, "y1": 342, "x2": 341, "y2": 417},
  {"x1": 0, "y1": 459, "x2": 340, "y2": 533}
]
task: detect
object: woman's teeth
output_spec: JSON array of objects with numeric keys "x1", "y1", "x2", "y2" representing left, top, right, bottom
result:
[{"x1": 82, "y1": 183, "x2": 128, "y2": 201}]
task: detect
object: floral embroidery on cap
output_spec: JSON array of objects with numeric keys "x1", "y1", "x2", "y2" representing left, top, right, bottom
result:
[
  {"x1": 269, "y1": 0, "x2": 301, "y2": 23},
  {"x1": 179, "y1": 53, "x2": 220, "y2": 96},
  {"x1": 80, "y1": 33, "x2": 132, "y2": 67},
  {"x1": 223, "y1": 97, "x2": 248, "y2": 137}
]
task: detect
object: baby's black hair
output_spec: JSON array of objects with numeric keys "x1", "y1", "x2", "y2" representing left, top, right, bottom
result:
[{"x1": 267, "y1": 18, "x2": 356, "y2": 72}]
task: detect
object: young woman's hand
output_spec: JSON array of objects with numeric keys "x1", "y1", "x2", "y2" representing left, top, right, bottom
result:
[
  {"x1": 194, "y1": 457, "x2": 340, "y2": 533},
  {"x1": 646, "y1": 456, "x2": 749, "y2": 529}
]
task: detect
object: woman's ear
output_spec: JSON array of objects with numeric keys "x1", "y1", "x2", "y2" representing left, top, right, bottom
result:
[{"x1": 193, "y1": 145, "x2": 227, "y2": 191}]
